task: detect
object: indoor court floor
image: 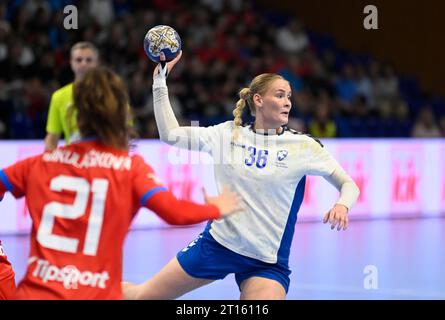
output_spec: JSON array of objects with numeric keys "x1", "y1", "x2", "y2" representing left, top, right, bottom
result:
[{"x1": 2, "y1": 216, "x2": 444, "y2": 300}]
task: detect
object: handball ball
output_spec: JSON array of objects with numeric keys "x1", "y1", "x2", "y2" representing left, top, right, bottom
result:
[{"x1": 143, "y1": 25, "x2": 182, "y2": 63}]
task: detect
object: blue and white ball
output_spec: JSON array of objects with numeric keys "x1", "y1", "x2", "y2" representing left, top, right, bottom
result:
[{"x1": 143, "y1": 25, "x2": 182, "y2": 63}]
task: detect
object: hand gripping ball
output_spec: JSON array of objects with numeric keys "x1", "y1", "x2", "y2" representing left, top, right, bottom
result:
[{"x1": 143, "y1": 25, "x2": 182, "y2": 63}]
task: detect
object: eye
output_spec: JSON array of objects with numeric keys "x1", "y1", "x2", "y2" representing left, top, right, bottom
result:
[{"x1": 75, "y1": 57, "x2": 94, "y2": 63}]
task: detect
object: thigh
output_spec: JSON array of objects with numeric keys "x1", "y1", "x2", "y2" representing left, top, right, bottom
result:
[
  {"x1": 126, "y1": 257, "x2": 214, "y2": 300},
  {"x1": 239, "y1": 276, "x2": 286, "y2": 300}
]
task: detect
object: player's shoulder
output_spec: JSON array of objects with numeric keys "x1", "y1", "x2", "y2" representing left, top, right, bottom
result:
[
  {"x1": 283, "y1": 127, "x2": 324, "y2": 147},
  {"x1": 8, "y1": 153, "x2": 45, "y2": 172},
  {"x1": 130, "y1": 153, "x2": 144, "y2": 163},
  {"x1": 202, "y1": 120, "x2": 235, "y2": 137},
  {"x1": 51, "y1": 83, "x2": 73, "y2": 99},
  {"x1": 130, "y1": 153, "x2": 154, "y2": 171},
  {"x1": 210, "y1": 120, "x2": 235, "y2": 130}
]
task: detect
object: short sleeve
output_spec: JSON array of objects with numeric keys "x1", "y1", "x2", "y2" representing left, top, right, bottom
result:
[
  {"x1": 0, "y1": 156, "x2": 38, "y2": 198},
  {"x1": 132, "y1": 155, "x2": 168, "y2": 206},
  {"x1": 46, "y1": 91, "x2": 62, "y2": 134}
]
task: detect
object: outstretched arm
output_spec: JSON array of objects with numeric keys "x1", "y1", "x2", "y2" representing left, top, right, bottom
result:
[
  {"x1": 142, "y1": 185, "x2": 242, "y2": 225},
  {"x1": 144, "y1": 190, "x2": 220, "y2": 225},
  {"x1": 152, "y1": 52, "x2": 209, "y2": 151}
]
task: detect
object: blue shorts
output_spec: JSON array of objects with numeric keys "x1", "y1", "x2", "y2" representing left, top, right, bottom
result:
[{"x1": 176, "y1": 231, "x2": 291, "y2": 293}]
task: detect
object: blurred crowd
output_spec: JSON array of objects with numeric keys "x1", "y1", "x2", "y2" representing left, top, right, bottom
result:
[{"x1": 0, "y1": 0, "x2": 444, "y2": 139}]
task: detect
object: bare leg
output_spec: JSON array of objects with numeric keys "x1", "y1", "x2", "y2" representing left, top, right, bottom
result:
[
  {"x1": 239, "y1": 276, "x2": 286, "y2": 300},
  {"x1": 123, "y1": 257, "x2": 214, "y2": 300}
]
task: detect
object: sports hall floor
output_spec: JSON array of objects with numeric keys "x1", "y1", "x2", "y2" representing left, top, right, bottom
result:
[{"x1": 3, "y1": 216, "x2": 444, "y2": 299}]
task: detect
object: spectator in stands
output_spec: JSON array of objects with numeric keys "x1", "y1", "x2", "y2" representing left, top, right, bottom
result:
[
  {"x1": 335, "y1": 64, "x2": 358, "y2": 105},
  {"x1": 355, "y1": 65, "x2": 374, "y2": 110},
  {"x1": 373, "y1": 64, "x2": 399, "y2": 106},
  {"x1": 439, "y1": 116, "x2": 445, "y2": 137},
  {"x1": 411, "y1": 106, "x2": 441, "y2": 137},
  {"x1": 0, "y1": 0, "x2": 440, "y2": 139},
  {"x1": 392, "y1": 101, "x2": 411, "y2": 137},
  {"x1": 309, "y1": 101, "x2": 337, "y2": 138},
  {"x1": 276, "y1": 20, "x2": 309, "y2": 55}
]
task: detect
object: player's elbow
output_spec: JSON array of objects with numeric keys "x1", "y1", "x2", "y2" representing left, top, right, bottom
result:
[
  {"x1": 158, "y1": 131, "x2": 171, "y2": 144},
  {"x1": 156, "y1": 128, "x2": 176, "y2": 146}
]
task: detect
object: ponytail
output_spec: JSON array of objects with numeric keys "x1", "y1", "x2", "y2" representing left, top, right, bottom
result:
[{"x1": 233, "y1": 88, "x2": 250, "y2": 126}]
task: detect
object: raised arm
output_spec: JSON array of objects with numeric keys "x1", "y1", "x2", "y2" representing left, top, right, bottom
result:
[{"x1": 152, "y1": 51, "x2": 208, "y2": 151}]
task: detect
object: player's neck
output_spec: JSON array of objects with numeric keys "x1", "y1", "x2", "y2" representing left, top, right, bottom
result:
[{"x1": 253, "y1": 120, "x2": 283, "y2": 135}]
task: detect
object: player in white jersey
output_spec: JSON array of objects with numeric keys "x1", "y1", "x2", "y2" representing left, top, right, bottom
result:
[{"x1": 123, "y1": 51, "x2": 360, "y2": 300}]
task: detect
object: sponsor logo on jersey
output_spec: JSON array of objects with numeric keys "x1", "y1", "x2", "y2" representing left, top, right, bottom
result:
[
  {"x1": 30, "y1": 258, "x2": 110, "y2": 290},
  {"x1": 277, "y1": 150, "x2": 288, "y2": 161},
  {"x1": 230, "y1": 141, "x2": 246, "y2": 149},
  {"x1": 274, "y1": 150, "x2": 289, "y2": 168}
]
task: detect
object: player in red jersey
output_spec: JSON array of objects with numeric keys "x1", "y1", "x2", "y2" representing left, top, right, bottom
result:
[
  {"x1": 0, "y1": 67, "x2": 242, "y2": 299},
  {"x1": 0, "y1": 240, "x2": 16, "y2": 299}
]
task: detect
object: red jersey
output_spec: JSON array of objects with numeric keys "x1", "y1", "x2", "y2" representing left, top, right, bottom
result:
[
  {"x1": 0, "y1": 240, "x2": 16, "y2": 299},
  {"x1": 0, "y1": 141, "x2": 220, "y2": 299}
]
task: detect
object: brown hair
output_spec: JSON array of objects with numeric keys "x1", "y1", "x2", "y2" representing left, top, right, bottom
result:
[
  {"x1": 233, "y1": 73, "x2": 285, "y2": 126},
  {"x1": 73, "y1": 67, "x2": 135, "y2": 150}
]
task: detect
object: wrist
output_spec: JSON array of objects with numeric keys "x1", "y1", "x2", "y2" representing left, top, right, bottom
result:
[{"x1": 335, "y1": 203, "x2": 349, "y2": 213}]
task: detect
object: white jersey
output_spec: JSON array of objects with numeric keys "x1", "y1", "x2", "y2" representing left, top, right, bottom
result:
[
  {"x1": 195, "y1": 121, "x2": 339, "y2": 264},
  {"x1": 152, "y1": 76, "x2": 358, "y2": 265}
]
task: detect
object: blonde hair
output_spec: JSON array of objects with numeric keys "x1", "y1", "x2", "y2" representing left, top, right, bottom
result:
[{"x1": 233, "y1": 73, "x2": 285, "y2": 126}]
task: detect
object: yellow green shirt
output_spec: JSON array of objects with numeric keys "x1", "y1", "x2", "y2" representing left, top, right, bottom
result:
[
  {"x1": 309, "y1": 120, "x2": 337, "y2": 138},
  {"x1": 46, "y1": 83, "x2": 80, "y2": 145}
]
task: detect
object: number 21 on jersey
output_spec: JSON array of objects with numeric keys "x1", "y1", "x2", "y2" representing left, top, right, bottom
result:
[{"x1": 37, "y1": 175, "x2": 109, "y2": 256}]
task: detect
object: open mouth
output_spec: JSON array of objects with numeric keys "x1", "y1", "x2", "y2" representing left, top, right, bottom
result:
[{"x1": 281, "y1": 111, "x2": 289, "y2": 116}]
